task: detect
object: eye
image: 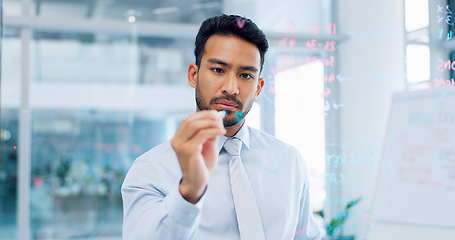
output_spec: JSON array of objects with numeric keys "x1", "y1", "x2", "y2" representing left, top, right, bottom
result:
[
  {"x1": 211, "y1": 68, "x2": 224, "y2": 74},
  {"x1": 240, "y1": 73, "x2": 253, "y2": 79}
]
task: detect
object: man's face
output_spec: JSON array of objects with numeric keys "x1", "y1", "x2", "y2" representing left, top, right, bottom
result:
[{"x1": 189, "y1": 35, "x2": 264, "y2": 127}]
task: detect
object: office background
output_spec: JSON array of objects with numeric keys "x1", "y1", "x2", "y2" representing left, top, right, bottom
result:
[{"x1": 1, "y1": 0, "x2": 454, "y2": 239}]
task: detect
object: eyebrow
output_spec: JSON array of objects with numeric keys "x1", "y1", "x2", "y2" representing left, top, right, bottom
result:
[{"x1": 207, "y1": 58, "x2": 259, "y2": 73}]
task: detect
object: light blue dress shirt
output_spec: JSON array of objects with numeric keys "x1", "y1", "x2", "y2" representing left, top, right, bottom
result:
[{"x1": 121, "y1": 123, "x2": 322, "y2": 240}]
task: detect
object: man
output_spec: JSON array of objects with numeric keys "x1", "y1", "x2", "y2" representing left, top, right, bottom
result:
[{"x1": 122, "y1": 14, "x2": 322, "y2": 240}]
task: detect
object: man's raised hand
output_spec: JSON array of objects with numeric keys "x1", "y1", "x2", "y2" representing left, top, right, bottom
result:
[{"x1": 170, "y1": 110, "x2": 226, "y2": 204}]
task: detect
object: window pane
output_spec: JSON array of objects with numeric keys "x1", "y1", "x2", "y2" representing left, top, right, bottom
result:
[
  {"x1": 29, "y1": 108, "x2": 193, "y2": 238},
  {"x1": 0, "y1": 110, "x2": 18, "y2": 240},
  {"x1": 275, "y1": 61, "x2": 326, "y2": 211},
  {"x1": 3, "y1": 0, "x2": 22, "y2": 16},
  {"x1": 405, "y1": 0, "x2": 429, "y2": 32},
  {"x1": 31, "y1": 31, "x2": 193, "y2": 85},
  {"x1": 406, "y1": 44, "x2": 430, "y2": 83},
  {"x1": 2, "y1": 28, "x2": 21, "y2": 84},
  {"x1": 26, "y1": 29, "x2": 195, "y2": 239},
  {"x1": 0, "y1": 27, "x2": 21, "y2": 240}
]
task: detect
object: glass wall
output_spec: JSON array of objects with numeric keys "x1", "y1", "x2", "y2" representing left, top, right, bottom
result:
[
  {"x1": 1, "y1": 0, "x2": 334, "y2": 239},
  {"x1": 28, "y1": 109, "x2": 173, "y2": 238},
  {"x1": 0, "y1": 109, "x2": 19, "y2": 240},
  {"x1": 1, "y1": 0, "x2": 219, "y2": 239},
  {"x1": 1, "y1": 26, "x2": 21, "y2": 240}
]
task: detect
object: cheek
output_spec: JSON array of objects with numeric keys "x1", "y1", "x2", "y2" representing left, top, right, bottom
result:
[
  {"x1": 199, "y1": 72, "x2": 222, "y2": 89},
  {"x1": 198, "y1": 78, "x2": 223, "y2": 103},
  {"x1": 240, "y1": 86, "x2": 258, "y2": 102},
  {"x1": 197, "y1": 78, "x2": 214, "y2": 94},
  {"x1": 243, "y1": 81, "x2": 260, "y2": 95}
]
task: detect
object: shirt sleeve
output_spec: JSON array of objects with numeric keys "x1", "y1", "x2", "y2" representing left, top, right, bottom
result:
[{"x1": 121, "y1": 160, "x2": 206, "y2": 240}]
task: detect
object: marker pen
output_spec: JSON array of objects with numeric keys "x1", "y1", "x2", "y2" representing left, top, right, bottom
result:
[
  {"x1": 217, "y1": 110, "x2": 227, "y2": 119},
  {"x1": 217, "y1": 110, "x2": 244, "y2": 124}
]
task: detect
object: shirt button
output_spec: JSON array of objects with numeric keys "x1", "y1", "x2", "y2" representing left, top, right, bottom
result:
[{"x1": 188, "y1": 213, "x2": 196, "y2": 218}]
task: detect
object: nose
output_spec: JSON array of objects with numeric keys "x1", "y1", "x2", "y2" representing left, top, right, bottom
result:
[{"x1": 221, "y1": 73, "x2": 239, "y2": 95}]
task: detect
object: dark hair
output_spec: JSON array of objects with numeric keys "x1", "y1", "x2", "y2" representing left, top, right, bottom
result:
[{"x1": 194, "y1": 14, "x2": 269, "y2": 73}]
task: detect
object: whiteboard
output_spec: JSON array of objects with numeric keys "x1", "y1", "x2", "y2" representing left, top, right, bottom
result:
[{"x1": 373, "y1": 87, "x2": 455, "y2": 227}]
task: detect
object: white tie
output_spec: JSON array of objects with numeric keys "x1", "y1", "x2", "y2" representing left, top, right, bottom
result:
[{"x1": 224, "y1": 138, "x2": 266, "y2": 240}]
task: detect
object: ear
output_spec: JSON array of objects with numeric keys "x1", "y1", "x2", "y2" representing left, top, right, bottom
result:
[
  {"x1": 188, "y1": 63, "x2": 198, "y2": 88},
  {"x1": 254, "y1": 77, "x2": 265, "y2": 100}
]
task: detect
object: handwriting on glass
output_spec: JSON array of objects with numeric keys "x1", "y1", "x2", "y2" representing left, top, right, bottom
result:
[{"x1": 236, "y1": 17, "x2": 246, "y2": 29}]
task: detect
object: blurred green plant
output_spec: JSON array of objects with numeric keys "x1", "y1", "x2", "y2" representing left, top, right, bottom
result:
[
  {"x1": 326, "y1": 197, "x2": 362, "y2": 239},
  {"x1": 55, "y1": 156, "x2": 71, "y2": 186}
]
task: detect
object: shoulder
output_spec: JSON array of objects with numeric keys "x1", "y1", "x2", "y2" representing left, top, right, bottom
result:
[
  {"x1": 127, "y1": 140, "x2": 177, "y2": 171},
  {"x1": 247, "y1": 126, "x2": 301, "y2": 157},
  {"x1": 247, "y1": 126, "x2": 309, "y2": 175},
  {"x1": 123, "y1": 140, "x2": 180, "y2": 188},
  {"x1": 136, "y1": 140, "x2": 176, "y2": 163}
]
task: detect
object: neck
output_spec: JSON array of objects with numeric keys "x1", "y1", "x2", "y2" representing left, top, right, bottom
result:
[{"x1": 224, "y1": 120, "x2": 244, "y2": 138}]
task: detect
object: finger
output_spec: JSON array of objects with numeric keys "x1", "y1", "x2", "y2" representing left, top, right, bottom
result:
[
  {"x1": 183, "y1": 110, "x2": 219, "y2": 124},
  {"x1": 176, "y1": 110, "x2": 223, "y2": 139},
  {"x1": 178, "y1": 118, "x2": 224, "y2": 141},
  {"x1": 185, "y1": 127, "x2": 226, "y2": 151},
  {"x1": 172, "y1": 110, "x2": 224, "y2": 153},
  {"x1": 174, "y1": 126, "x2": 225, "y2": 166}
]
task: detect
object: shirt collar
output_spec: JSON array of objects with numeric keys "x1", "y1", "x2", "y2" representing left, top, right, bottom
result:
[{"x1": 217, "y1": 122, "x2": 250, "y2": 153}]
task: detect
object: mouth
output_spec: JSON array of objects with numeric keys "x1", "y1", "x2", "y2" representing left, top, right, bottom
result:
[{"x1": 214, "y1": 100, "x2": 239, "y2": 111}]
